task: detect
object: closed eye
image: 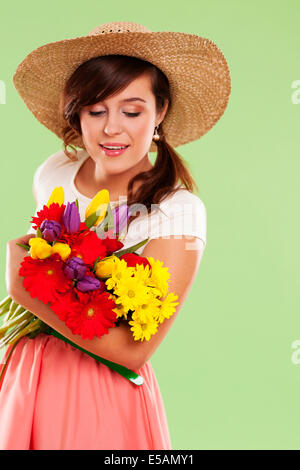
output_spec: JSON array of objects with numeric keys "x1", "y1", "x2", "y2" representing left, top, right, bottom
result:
[{"x1": 89, "y1": 111, "x2": 141, "y2": 118}]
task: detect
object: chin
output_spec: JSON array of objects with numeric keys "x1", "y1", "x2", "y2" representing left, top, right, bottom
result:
[{"x1": 103, "y1": 162, "x2": 130, "y2": 174}]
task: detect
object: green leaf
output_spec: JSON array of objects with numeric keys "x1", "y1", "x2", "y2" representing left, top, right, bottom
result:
[
  {"x1": 95, "y1": 203, "x2": 115, "y2": 238},
  {"x1": 84, "y1": 204, "x2": 110, "y2": 229},
  {"x1": 92, "y1": 256, "x2": 100, "y2": 272},
  {"x1": 84, "y1": 210, "x2": 99, "y2": 229},
  {"x1": 113, "y1": 237, "x2": 150, "y2": 257},
  {"x1": 36, "y1": 227, "x2": 42, "y2": 238},
  {"x1": 16, "y1": 243, "x2": 30, "y2": 251}
]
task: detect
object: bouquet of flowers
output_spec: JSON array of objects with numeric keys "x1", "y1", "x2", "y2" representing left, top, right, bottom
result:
[{"x1": 0, "y1": 187, "x2": 179, "y2": 385}]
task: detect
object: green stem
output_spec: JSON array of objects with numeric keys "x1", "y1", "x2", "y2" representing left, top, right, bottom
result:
[
  {"x1": 0, "y1": 318, "x2": 33, "y2": 348},
  {"x1": 0, "y1": 310, "x2": 33, "y2": 334},
  {"x1": 4, "y1": 304, "x2": 26, "y2": 323},
  {"x1": 3, "y1": 300, "x2": 23, "y2": 323},
  {"x1": 7, "y1": 300, "x2": 19, "y2": 318},
  {"x1": 13, "y1": 318, "x2": 41, "y2": 338},
  {"x1": 0, "y1": 295, "x2": 12, "y2": 309},
  {"x1": 0, "y1": 296, "x2": 13, "y2": 314}
]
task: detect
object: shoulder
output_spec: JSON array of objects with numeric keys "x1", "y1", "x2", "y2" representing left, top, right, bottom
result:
[
  {"x1": 32, "y1": 148, "x2": 87, "y2": 204},
  {"x1": 158, "y1": 187, "x2": 207, "y2": 217},
  {"x1": 125, "y1": 187, "x2": 207, "y2": 252},
  {"x1": 33, "y1": 148, "x2": 84, "y2": 185}
]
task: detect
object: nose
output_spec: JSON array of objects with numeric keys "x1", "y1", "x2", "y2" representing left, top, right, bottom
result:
[{"x1": 103, "y1": 110, "x2": 123, "y2": 136}]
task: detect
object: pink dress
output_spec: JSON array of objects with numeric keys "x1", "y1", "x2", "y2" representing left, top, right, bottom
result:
[
  {"x1": 0, "y1": 334, "x2": 171, "y2": 449},
  {"x1": 0, "y1": 149, "x2": 207, "y2": 450}
]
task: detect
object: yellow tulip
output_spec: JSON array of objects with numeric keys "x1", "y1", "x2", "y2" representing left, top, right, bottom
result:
[
  {"x1": 51, "y1": 242, "x2": 71, "y2": 261},
  {"x1": 29, "y1": 238, "x2": 53, "y2": 260},
  {"x1": 85, "y1": 189, "x2": 110, "y2": 226},
  {"x1": 95, "y1": 255, "x2": 118, "y2": 278},
  {"x1": 47, "y1": 186, "x2": 65, "y2": 207}
]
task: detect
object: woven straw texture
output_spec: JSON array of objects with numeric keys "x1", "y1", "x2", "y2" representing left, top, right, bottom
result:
[{"x1": 13, "y1": 21, "x2": 231, "y2": 153}]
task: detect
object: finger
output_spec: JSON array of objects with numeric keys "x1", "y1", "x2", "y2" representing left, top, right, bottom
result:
[{"x1": 10, "y1": 234, "x2": 35, "y2": 246}]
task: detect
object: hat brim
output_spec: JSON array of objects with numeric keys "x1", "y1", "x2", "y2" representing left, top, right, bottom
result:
[{"x1": 13, "y1": 31, "x2": 231, "y2": 153}]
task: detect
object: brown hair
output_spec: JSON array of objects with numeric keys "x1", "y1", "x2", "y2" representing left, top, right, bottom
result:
[{"x1": 59, "y1": 54, "x2": 199, "y2": 230}]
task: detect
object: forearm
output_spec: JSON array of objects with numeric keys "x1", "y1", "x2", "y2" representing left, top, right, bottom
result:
[{"x1": 9, "y1": 274, "x2": 138, "y2": 370}]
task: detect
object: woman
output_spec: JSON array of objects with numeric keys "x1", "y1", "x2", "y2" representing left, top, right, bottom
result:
[{"x1": 0, "y1": 21, "x2": 231, "y2": 449}]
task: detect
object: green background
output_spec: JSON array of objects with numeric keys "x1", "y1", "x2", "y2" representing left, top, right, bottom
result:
[{"x1": 0, "y1": 0, "x2": 299, "y2": 450}]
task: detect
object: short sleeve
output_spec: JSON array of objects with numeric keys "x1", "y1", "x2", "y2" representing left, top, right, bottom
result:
[
  {"x1": 125, "y1": 189, "x2": 207, "y2": 250},
  {"x1": 151, "y1": 191, "x2": 207, "y2": 247},
  {"x1": 25, "y1": 149, "x2": 74, "y2": 235},
  {"x1": 26, "y1": 162, "x2": 45, "y2": 235}
]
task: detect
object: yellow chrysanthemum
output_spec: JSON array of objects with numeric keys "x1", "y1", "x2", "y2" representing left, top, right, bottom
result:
[
  {"x1": 147, "y1": 256, "x2": 170, "y2": 297},
  {"x1": 95, "y1": 255, "x2": 119, "y2": 278},
  {"x1": 155, "y1": 292, "x2": 179, "y2": 323},
  {"x1": 105, "y1": 258, "x2": 134, "y2": 290},
  {"x1": 51, "y1": 242, "x2": 71, "y2": 261},
  {"x1": 29, "y1": 237, "x2": 52, "y2": 260},
  {"x1": 133, "y1": 263, "x2": 151, "y2": 285},
  {"x1": 131, "y1": 294, "x2": 162, "y2": 323},
  {"x1": 108, "y1": 293, "x2": 128, "y2": 320},
  {"x1": 112, "y1": 302, "x2": 130, "y2": 320},
  {"x1": 132, "y1": 264, "x2": 162, "y2": 297},
  {"x1": 128, "y1": 315, "x2": 159, "y2": 341},
  {"x1": 113, "y1": 276, "x2": 150, "y2": 313}
]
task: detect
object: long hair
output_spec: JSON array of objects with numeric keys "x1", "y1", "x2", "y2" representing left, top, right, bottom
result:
[{"x1": 59, "y1": 54, "x2": 199, "y2": 229}]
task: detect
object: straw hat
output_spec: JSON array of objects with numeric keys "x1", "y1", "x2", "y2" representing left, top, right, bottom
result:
[{"x1": 13, "y1": 21, "x2": 231, "y2": 153}]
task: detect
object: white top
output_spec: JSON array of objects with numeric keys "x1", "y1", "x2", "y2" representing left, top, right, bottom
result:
[{"x1": 27, "y1": 149, "x2": 207, "y2": 254}]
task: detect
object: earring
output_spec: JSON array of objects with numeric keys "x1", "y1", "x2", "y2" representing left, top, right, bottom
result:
[{"x1": 152, "y1": 125, "x2": 160, "y2": 142}]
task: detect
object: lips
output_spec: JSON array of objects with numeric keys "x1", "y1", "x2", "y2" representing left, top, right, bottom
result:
[
  {"x1": 99, "y1": 144, "x2": 130, "y2": 157},
  {"x1": 100, "y1": 144, "x2": 130, "y2": 149}
]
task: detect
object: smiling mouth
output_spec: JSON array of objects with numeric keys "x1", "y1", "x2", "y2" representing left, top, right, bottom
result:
[{"x1": 99, "y1": 144, "x2": 130, "y2": 149}]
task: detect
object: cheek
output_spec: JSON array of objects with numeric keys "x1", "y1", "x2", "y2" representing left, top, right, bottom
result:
[
  {"x1": 132, "y1": 119, "x2": 153, "y2": 143},
  {"x1": 80, "y1": 117, "x2": 96, "y2": 137}
]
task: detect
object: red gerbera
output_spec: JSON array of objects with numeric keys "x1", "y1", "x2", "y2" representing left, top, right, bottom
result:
[
  {"x1": 29, "y1": 203, "x2": 66, "y2": 232},
  {"x1": 64, "y1": 289, "x2": 118, "y2": 340},
  {"x1": 71, "y1": 231, "x2": 107, "y2": 266},
  {"x1": 19, "y1": 253, "x2": 72, "y2": 303},
  {"x1": 120, "y1": 252, "x2": 151, "y2": 269},
  {"x1": 101, "y1": 232, "x2": 124, "y2": 255},
  {"x1": 50, "y1": 290, "x2": 79, "y2": 322},
  {"x1": 57, "y1": 221, "x2": 90, "y2": 246}
]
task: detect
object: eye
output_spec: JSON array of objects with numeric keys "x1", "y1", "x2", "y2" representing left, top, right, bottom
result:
[
  {"x1": 89, "y1": 111, "x2": 104, "y2": 116},
  {"x1": 124, "y1": 112, "x2": 141, "y2": 117},
  {"x1": 88, "y1": 111, "x2": 141, "y2": 118}
]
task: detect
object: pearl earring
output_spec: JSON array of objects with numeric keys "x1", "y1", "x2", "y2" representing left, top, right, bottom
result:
[{"x1": 152, "y1": 125, "x2": 160, "y2": 141}]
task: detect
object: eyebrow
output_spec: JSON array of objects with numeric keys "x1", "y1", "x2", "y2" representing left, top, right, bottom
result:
[{"x1": 120, "y1": 97, "x2": 146, "y2": 103}]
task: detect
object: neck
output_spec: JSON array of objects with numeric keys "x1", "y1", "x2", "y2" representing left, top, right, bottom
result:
[{"x1": 89, "y1": 152, "x2": 153, "y2": 200}]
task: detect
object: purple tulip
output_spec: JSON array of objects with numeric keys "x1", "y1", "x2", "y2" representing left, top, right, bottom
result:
[
  {"x1": 63, "y1": 256, "x2": 87, "y2": 280},
  {"x1": 76, "y1": 275, "x2": 101, "y2": 293},
  {"x1": 40, "y1": 219, "x2": 62, "y2": 242},
  {"x1": 112, "y1": 204, "x2": 130, "y2": 234},
  {"x1": 62, "y1": 201, "x2": 81, "y2": 233}
]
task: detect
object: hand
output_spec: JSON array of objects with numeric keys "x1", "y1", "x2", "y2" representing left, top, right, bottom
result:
[{"x1": 6, "y1": 234, "x2": 36, "y2": 297}]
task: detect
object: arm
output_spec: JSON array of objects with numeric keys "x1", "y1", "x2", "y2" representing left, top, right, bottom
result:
[
  {"x1": 6, "y1": 235, "x2": 139, "y2": 370},
  {"x1": 132, "y1": 235, "x2": 205, "y2": 369}
]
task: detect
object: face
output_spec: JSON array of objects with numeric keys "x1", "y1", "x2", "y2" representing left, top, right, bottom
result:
[{"x1": 79, "y1": 73, "x2": 168, "y2": 176}]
